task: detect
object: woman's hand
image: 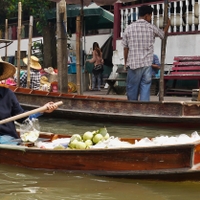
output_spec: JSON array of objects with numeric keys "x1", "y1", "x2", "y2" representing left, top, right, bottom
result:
[{"x1": 44, "y1": 102, "x2": 58, "y2": 113}]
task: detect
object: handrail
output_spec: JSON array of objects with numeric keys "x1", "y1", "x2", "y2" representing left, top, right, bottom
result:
[
  {"x1": 118, "y1": 0, "x2": 200, "y2": 37},
  {"x1": 0, "y1": 39, "x2": 13, "y2": 49}
]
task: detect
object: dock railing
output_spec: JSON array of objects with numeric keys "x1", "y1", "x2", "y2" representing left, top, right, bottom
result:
[{"x1": 119, "y1": 0, "x2": 200, "y2": 37}]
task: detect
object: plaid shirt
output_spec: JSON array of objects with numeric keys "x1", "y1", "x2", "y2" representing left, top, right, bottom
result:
[
  {"x1": 20, "y1": 69, "x2": 41, "y2": 90},
  {"x1": 121, "y1": 19, "x2": 164, "y2": 70}
]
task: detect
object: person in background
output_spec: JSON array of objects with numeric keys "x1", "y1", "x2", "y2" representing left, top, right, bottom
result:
[
  {"x1": 122, "y1": 5, "x2": 170, "y2": 101},
  {"x1": 0, "y1": 57, "x2": 58, "y2": 144},
  {"x1": 86, "y1": 42, "x2": 104, "y2": 91},
  {"x1": 18, "y1": 55, "x2": 41, "y2": 90},
  {"x1": 152, "y1": 54, "x2": 161, "y2": 95},
  {"x1": 152, "y1": 54, "x2": 161, "y2": 77}
]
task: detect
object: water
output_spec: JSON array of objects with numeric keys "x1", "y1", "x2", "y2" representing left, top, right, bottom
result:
[
  {"x1": 38, "y1": 118, "x2": 200, "y2": 138},
  {"x1": 1, "y1": 117, "x2": 200, "y2": 200}
]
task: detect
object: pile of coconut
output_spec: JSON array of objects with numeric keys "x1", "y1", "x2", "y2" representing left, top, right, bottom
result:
[
  {"x1": 35, "y1": 127, "x2": 111, "y2": 149},
  {"x1": 68, "y1": 127, "x2": 110, "y2": 149},
  {"x1": 35, "y1": 128, "x2": 200, "y2": 150}
]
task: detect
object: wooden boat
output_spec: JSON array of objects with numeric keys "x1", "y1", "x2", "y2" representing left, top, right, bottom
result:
[
  {"x1": 7, "y1": 85, "x2": 200, "y2": 127},
  {"x1": 1, "y1": 131, "x2": 200, "y2": 181}
]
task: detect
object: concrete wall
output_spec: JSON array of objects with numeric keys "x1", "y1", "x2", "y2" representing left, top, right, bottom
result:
[
  {"x1": 113, "y1": 34, "x2": 200, "y2": 66},
  {"x1": 0, "y1": 33, "x2": 111, "y2": 57},
  {"x1": 1, "y1": 31, "x2": 199, "y2": 67},
  {"x1": 0, "y1": 37, "x2": 43, "y2": 57}
]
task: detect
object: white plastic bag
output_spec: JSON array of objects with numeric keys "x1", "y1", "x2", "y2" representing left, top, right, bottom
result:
[{"x1": 20, "y1": 118, "x2": 40, "y2": 142}]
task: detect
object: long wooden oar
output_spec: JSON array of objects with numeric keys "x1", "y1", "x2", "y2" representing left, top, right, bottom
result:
[{"x1": 0, "y1": 101, "x2": 63, "y2": 125}]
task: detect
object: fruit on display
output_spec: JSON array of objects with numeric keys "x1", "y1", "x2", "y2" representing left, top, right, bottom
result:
[
  {"x1": 104, "y1": 133, "x2": 110, "y2": 140},
  {"x1": 68, "y1": 127, "x2": 110, "y2": 150},
  {"x1": 69, "y1": 139, "x2": 79, "y2": 149},
  {"x1": 70, "y1": 134, "x2": 82, "y2": 142},
  {"x1": 76, "y1": 141, "x2": 87, "y2": 149},
  {"x1": 84, "y1": 139, "x2": 93, "y2": 147},
  {"x1": 92, "y1": 134, "x2": 103, "y2": 144},
  {"x1": 82, "y1": 131, "x2": 94, "y2": 141},
  {"x1": 53, "y1": 145, "x2": 65, "y2": 150}
]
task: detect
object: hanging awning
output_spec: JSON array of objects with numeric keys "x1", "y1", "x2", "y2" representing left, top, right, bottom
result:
[
  {"x1": 46, "y1": 3, "x2": 114, "y2": 31},
  {"x1": 50, "y1": 0, "x2": 132, "y2": 6}
]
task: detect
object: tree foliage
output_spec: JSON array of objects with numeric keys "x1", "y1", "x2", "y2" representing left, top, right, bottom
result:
[
  {"x1": 0, "y1": 1, "x2": 69, "y2": 68},
  {"x1": 0, "y1": 0, "x2": 55, "y2": 30},
  {"x1": 22, "y1": 0, "x2": 55, "y2": 32},
  {"x1": 0, "y1": 0, "x2": 13, "y2": 26}
]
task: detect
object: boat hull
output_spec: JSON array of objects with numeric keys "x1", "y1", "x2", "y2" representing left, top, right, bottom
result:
[
  {"x1": 0, "y1": 136, "x2": 200, "y2": 181},
  {"x1": 8, "y1": 86, "x2": 200, "y2": 126}
]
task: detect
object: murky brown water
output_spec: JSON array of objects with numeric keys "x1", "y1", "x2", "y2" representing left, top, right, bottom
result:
[{"x1": 1, "y1": 117, "x2": 200, "y2": 200}]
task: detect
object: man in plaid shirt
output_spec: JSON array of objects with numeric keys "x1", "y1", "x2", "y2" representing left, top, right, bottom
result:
[
  {"x1": 122, "y1": 5, "x2": 170, "y2": 101},
  {"x1": 19, "y1": 56, "x2": 41, "y2": 90}
]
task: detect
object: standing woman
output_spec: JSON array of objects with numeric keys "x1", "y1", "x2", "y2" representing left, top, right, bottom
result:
[{"x1": 87, "y1": 42, "x2": 104, "y2": 91}]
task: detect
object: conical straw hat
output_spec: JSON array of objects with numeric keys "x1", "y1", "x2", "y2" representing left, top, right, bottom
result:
[
  {"x1": 0, "y1": 57, "x2": 16, "y2": 81},
  {"x1": 40, "y1": 76, "x2": 51, "y2": 86},
  {"x1": 23, "y1": 55, "x2": 41, "y2": 70}
]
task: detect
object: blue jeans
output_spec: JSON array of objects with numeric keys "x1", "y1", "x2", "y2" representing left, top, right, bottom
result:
[
  {"x1": 92, "y1": 73, "x2": 101, "y2": 90},
  {"x1": 126, "y1": 66, "x2": 152, "y2": 101}
]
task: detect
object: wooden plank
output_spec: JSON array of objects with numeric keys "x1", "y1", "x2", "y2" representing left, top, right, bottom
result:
[
  {"x1": 166, "y1": 88, "x2": 193, "y2": 95},
  {"x1": 170, "y1": 72, "x2": 200, "y2": 75},
  {"x1": 164, "y1": 75, "x2": 200, "y2": 79},
  {"x1": 174, "y1": 56, "x2": 200, "y2": 61},
  {"x1": 172, "y1": 67, "x2": 200, "y2": 71},
  {"x1": 167, "y1": 88, "x2": 192, "y2": 92},
  {"x1": 174, "y1": 61, "x2": 200, "y2": 65},
  {"x1": 166, "y1": 91, "x2": 192, "y2": 95},
  {"x1": 105, "y1": 78, "x2": 126, "y2": 81},
  {"x1": 164, "y1": 55, "x2": 200, "y2": 96}
]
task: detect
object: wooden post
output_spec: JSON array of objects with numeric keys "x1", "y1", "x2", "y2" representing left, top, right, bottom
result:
[
  {"x1": 197, "y1": 89, "x2": 200, "y2": 101},
  {"x1": 56, "y1": 0, "x2": 68, "y2": 93},
  {"x1": 27, "y1": 16, "x2": 33, "y2": 88},
  {"x1": 113, "y1": 3, "x2": 121, "y2": 50},
  {"x1": 5, "y1": 19, "x2": 8, "y2": 61},
  {"x1": 76, "y1": 15, "x2": 81, "y2": 95},
  {"x1": 80, "y1": 0, "x2": 83, "y2": 94},
  {"x1": 159, "y1": 0, "x2": 168, "y2": 101},
  {"x1": 17, "y1": 2, "x2": 22, "y2": 87}
]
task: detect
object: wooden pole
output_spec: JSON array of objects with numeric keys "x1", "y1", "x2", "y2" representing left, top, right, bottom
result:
[
  {"x1": 17, "y1": 2, "x2": 22, "y2": 87},
  {"x1": 27, "y1": 16, "x2": 33, "y2": 88},
  {"x1": 56, "y1": 0, "x2": 68, "y2": 93},
  {"x1": 76, "y1": 15, "x2": 81, "y2": 95},
  {"x1": 113, "y1": 3, "x2": 121, "y2": 50},
  {"x1": 5, "y1": 19, "x2": 8, "y2": 61},
  {"x1": 159, "y1": 0, "x2": 168, "y2": 101},
  {"x1": 0, "y1": 101, "x2": 63, "y2": 125},
  {"x1": 80, "y1": 0, "x2": 83, "y2": 94}
]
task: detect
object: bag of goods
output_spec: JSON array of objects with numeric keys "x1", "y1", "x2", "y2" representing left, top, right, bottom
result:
[{"x1": 20, "y1": 118, "x2": 40, "y2": 143}]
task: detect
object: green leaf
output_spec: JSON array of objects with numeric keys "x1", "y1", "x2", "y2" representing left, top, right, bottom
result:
[{"x1": 98, "y1": 127, "x2": 108, "y2": 137}]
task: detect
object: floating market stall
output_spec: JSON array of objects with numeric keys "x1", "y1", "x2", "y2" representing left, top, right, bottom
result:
[
  {"x1": 0, "y1": 126, "x2": 200, "y2": 181},
  {"x1": 6, "y1": 85, "x2": 200, "y2": 128}
]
